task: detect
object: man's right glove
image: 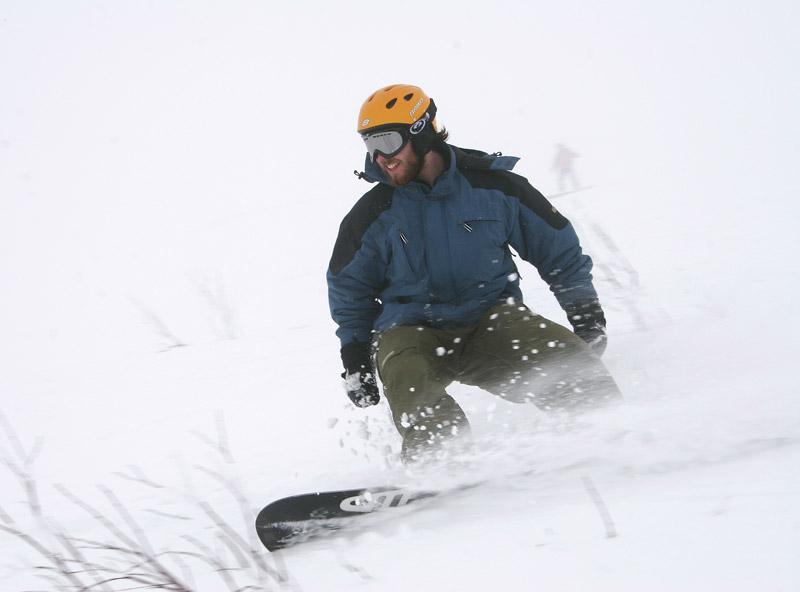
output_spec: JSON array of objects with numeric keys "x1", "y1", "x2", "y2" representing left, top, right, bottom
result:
[
  {"x1": 340, "y1": 341, "x2": 380, "y2": 408},
  {"x1": 567, "y1": 299, "x2": 608, "y2": 357}
]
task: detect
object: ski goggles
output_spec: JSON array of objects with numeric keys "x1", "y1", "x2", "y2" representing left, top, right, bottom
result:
[{"x1": 361, "y1": 129, "x2": 408, "y2": 162}]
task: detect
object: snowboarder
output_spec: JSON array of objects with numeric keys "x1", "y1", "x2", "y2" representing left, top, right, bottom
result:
[
  {"x1": 327, "y1": 85, "x2": 621, "y2": 464},
  {"x1": 552, "y1": 143, "x2": 581, "y2": 192}
]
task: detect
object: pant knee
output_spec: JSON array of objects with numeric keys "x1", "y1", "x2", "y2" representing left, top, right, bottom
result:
[{"x1": 376, "y1": 327, "x2": 447, "y2": 384}]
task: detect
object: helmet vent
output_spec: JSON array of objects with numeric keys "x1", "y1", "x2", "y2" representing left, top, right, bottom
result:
[
  {"x1": 403, "y1": 93, "x2": 414, "y2": 101},
  {"x1": 386, "y1": 98, "x2": 397, "y2": 109}
]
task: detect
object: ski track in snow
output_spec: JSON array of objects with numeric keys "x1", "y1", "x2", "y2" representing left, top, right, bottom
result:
[{"x1": 2, "y1": 3, "x2": 799, "y2": 591}]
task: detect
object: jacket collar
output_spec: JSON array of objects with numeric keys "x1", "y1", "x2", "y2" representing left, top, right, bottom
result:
[{"x1": 449, "y1": 145, "x2": 520, "y2": 172}]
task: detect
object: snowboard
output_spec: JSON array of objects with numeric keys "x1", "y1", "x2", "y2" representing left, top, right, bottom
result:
[{"x1": 255, "y1": 485, "x2": 444, "y2": 551}]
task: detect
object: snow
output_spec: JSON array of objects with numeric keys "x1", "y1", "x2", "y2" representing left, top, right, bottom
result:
[{"x1": 1, "y1": 2, "x2": 799, "y2": 590}]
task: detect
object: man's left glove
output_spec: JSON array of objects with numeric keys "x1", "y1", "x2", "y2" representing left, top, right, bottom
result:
[
  {"x1": 340, "y1": 341, "x2": 380, "y2": 408},
  {"x1": 567, "y1": 299, "x2": 608, "y2": 357}
]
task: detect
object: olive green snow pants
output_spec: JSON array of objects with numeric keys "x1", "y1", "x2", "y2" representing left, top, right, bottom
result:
[{"x1": 375, "y1": 302, "x2": 621, "y2": 462}]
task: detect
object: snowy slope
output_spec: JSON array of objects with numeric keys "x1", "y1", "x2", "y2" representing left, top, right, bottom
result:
[{"x1": 1, "y1": 2, "x2": 799, "y2": 591}]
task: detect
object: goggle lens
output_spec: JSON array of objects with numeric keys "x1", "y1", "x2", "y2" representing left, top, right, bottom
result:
[{"x1": 362, "y1": 130, "x2": 407, "y2": 162}]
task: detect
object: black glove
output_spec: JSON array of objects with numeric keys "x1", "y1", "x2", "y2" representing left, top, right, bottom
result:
[
  {"x1": 567, "y1": 299, "x2": 608, "y2": 357},
  {"x1": 340, "y1": 341, "x2": 380, "y2": 408}
]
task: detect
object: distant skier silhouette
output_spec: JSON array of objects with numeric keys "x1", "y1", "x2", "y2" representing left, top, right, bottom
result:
[{"x1": 552, "y1": 143, "x2": 581, "y2": 192}]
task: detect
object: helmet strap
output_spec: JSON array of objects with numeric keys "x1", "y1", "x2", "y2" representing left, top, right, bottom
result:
[{"x1": 407, "y1": 99, "x2": 438, "y2": 157}]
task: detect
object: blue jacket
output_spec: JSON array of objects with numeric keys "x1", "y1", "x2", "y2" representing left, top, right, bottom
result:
[{"x1": 327, "y1": 144, "x2": 598, "y2": 347}]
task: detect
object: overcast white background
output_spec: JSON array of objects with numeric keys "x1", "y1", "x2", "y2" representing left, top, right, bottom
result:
[{"x1": 1, "y1": 2, "x2": 799, "y2": 590}]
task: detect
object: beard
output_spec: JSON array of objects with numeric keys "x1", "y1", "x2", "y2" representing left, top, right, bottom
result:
[{"x1": 379, "y1": 145, "x2": 423, "y2": 187}]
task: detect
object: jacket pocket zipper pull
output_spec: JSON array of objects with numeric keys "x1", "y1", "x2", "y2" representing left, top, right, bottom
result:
[
  {"x1": 459, "y1": 221, "x2": 473, "y2": 232},
  {"x1": 399, "y1": 230, "x2": 409, "y2": 244}
]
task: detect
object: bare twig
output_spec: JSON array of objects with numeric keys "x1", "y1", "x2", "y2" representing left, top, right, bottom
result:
[
  {"x1": 581, "y1": 474, "x2": 617, "y2": 538},
  {"x1": 197, "y1": 278, "x2": 238, "y2": 340},
  {"x1": 55, "y1": 484, "x2": 140, "y2": 551},
  {"x1": 167, "y1": 549, "x2": 197, "y2": 592},
  {"x1": 190, "y1": 410, "x2": 235, "y2": 464},
  {"x1": 194, "y1": 467, "x2": 264, "y2": 554},
  {"x1": 25, "y1": 435, "x2": 45, "y2": 465},
  {"x1": 98, "y1": 484, "x2": 156, "y2": 557},
  {"x1": 2, "y1": 416, "x2": 293, "y2": 592},
  {"x1": 198, "y1": 501, "x2": 286, "y2": 585},
  {"x1": 3, "y1": 457, "x2": 42, "y2": 518},
  {"x1": 0, "y1": 407, "x2": 28, "y2": 460},
  {"x1": 69, "y1": 538, "x2": 193, "y2": 591},
  {"x1": 0, "y1": 409, "x2": 44, "y2": 519},
  {"x1": 50, "y1": 522, "x2": 116, "y2": 592},
  {"x1": 172, "y1": 541, "x2": 241, "y2": 592},
  {"x1": 113, "y1": 465, "x2": 166, "y2": 489},
  {"x1": 0, "y1": 523, "x2": 87, "y2": 589},
  {"x1": 143, "y1": 508, "x2": 193, "y2": 521},
  {"x1": 130, "y1": 297, "x2": 186, "y2": 350},
  {"x1": 0, "y1": 502, "x2": 13, "y2": 525}
]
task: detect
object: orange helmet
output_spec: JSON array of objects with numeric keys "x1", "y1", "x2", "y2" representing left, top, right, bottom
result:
[{"x1": 357, "y1": 84, "x2": 438, "y2": 135}]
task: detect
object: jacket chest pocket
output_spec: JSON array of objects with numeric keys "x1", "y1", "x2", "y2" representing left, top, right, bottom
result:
[
  {"x1": 389, "y1": 225, "x2": 424, "y2": 278},
  {"x1": 452, "y1": 213, "x2": 509, "y2": 280}
]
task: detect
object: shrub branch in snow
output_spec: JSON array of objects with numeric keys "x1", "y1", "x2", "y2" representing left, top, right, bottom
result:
[{"x1": 0, "y1": 408, "x2": 297, "y2": 592}]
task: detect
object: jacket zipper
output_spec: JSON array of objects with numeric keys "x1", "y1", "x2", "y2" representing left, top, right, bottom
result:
[
  {"x1": 398, "y1": 229, "x2": 421, "y2": 275},
  {"x1": 442, "y1": 201, "x2": 457, "y2": 297}
]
